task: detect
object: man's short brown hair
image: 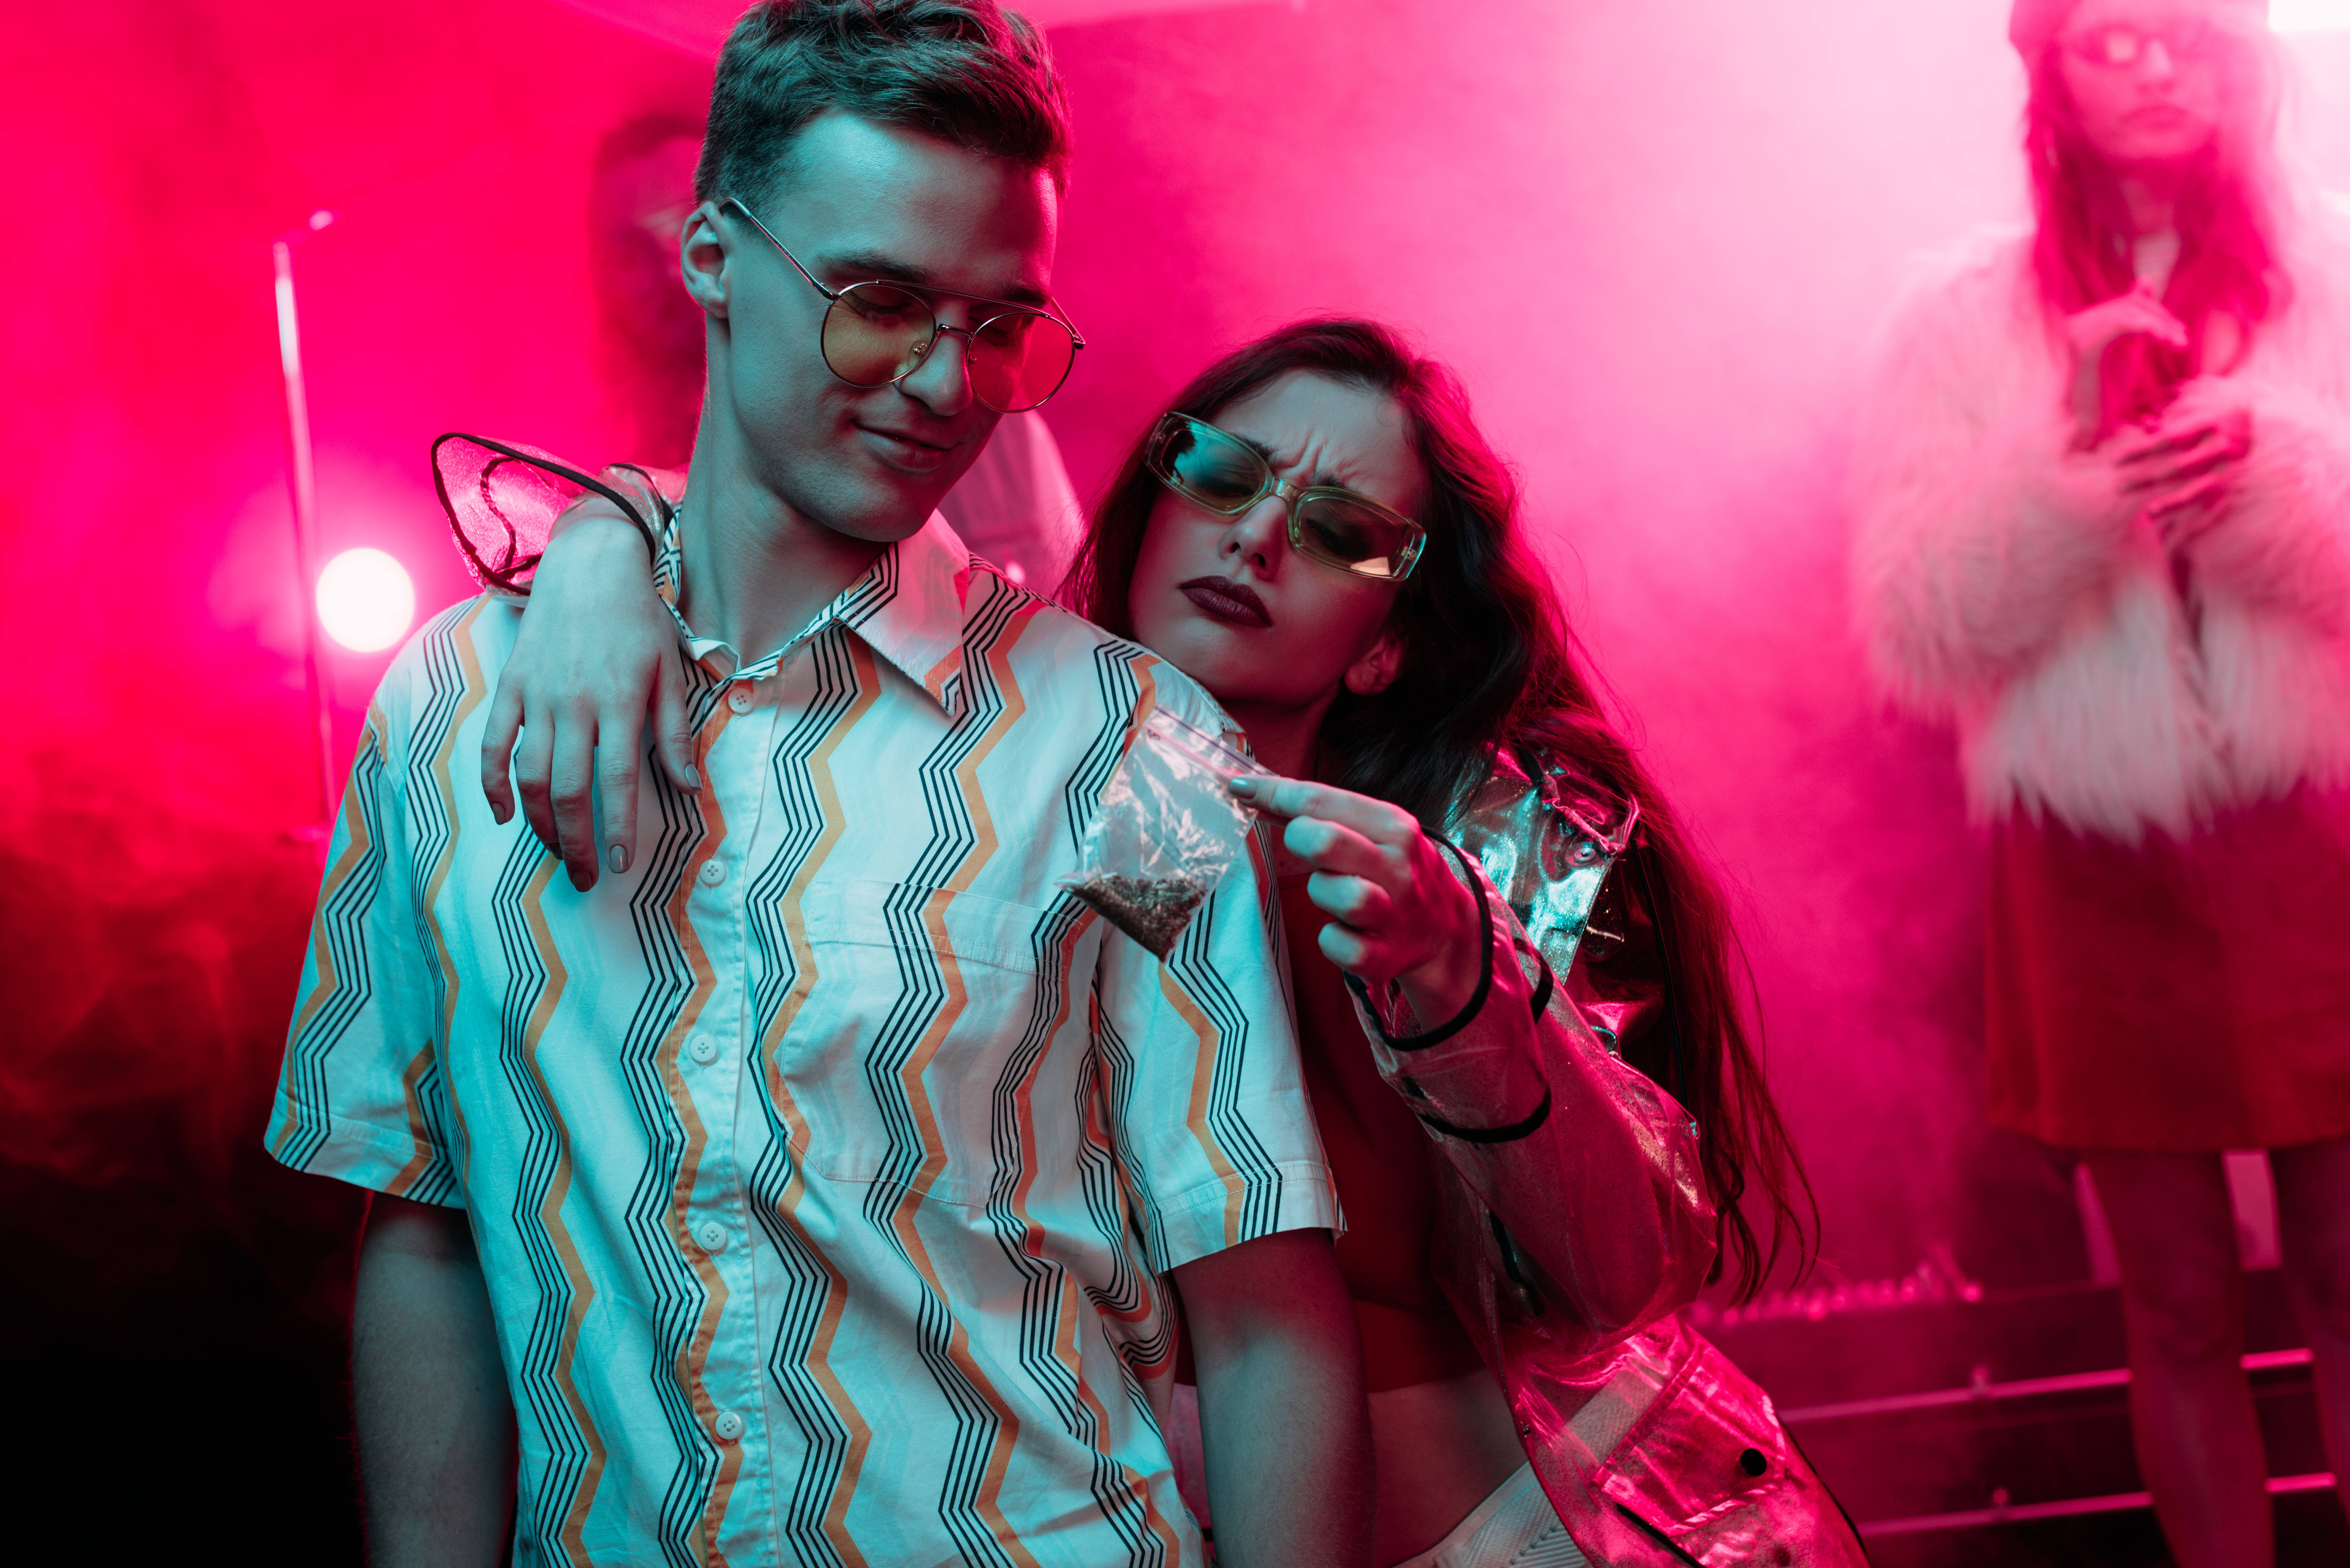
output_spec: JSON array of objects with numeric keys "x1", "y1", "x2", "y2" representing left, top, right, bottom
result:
[{"x1": 695, "y1": 0, "x2": 1071, "y2": 215}]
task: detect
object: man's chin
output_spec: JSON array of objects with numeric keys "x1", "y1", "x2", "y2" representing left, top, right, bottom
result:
[{"x1": 803, "y1": 472, "x2": 955, "y2": 546}]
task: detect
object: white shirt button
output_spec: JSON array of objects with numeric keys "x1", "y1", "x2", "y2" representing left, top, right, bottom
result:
[
  {"x1": 688, "y1": 1034, "x2": 718, "y2": 1064},
  {"x1": 698, "y1": 859, "x2": 727, "y2": 887},
  {"x1": 713, "y1": 1410, "x2": 744, "y2": 1441},
  {"x1": 695, "y1": 1220, "x2": 728, "y2": 1253},
  {"x1": 727, "y1": 687, "x2": 753, "y2": 714}
]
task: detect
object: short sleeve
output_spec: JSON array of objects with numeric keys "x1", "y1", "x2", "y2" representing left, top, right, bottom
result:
[
  {"x1": 263, "y1": 645, "x2": 466, "y2": 1208},
  {"x1": 1088, "y1": 803, "x2": 1337, "y2": 1277}
]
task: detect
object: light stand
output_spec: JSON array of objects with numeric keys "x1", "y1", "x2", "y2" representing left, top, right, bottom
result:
[{"x1": 272, "y1": 209, "x2": 337, "y2": 846}]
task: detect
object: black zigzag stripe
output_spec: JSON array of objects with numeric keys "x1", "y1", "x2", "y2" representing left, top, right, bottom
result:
[
  {"x1": 486, "y1": 829, "x2": 600, "y2": 1561},
  {"x1": 277, "y1": 728, "x2": 390, "y2": 1173},
  {"x1": 1166, "y1": 886, "x2": 1285, "y2": 1240},
  {"x1": 853, "y1": 581, "x2": 1032, "y2": 1567},
  {"x1": 745, "y1": 625, "x2": 866, "y2": 1565},
  {"x1": 402, "y1": 603, "x2": 481, "y2": 1057},
  {"x1": 617, "y1": 669, "x2": 719, "y2": 1568}
]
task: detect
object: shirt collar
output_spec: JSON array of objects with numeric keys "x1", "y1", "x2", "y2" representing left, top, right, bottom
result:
[{"x1": 655, "y1": 502, "x2": 981, "y2": 715}]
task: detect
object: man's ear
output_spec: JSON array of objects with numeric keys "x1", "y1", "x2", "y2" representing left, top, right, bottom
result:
[
  {"x1": 681, "y1": 201, "x2": 731, "y2": 318},
  {"x1": 1342, "y1": 630, "x2": 1404, "y2": 697}
]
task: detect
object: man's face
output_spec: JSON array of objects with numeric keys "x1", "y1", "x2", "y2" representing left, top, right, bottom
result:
[{"x1": 689, "y1": 112, "x2": 1060, "y2": 545}]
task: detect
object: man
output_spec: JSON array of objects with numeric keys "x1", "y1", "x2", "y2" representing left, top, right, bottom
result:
[{"x1": 266, "y1": 4, "x2": 1369, "y2": 1563}]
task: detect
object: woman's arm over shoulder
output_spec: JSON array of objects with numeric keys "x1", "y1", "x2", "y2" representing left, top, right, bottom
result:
[
  {"x1": 1850, "y1": 228, "x2": 2135, "y2": 712},
  {"x1": 474, "y1": 467, "x2": 698, "y2": 892}
]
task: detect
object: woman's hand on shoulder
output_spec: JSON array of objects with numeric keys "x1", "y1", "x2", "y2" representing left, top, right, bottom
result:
[
  {"x1": 1228, "y1": 774, "x2": 1486, "y2": 1025},
  {"x1": 480, "y1": 494, "x2": 699, "y2": 892}
]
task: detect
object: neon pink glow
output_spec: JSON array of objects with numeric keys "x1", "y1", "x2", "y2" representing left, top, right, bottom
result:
[{"x1": 315, "y1": 547, "x2": 416, "y2": 652}]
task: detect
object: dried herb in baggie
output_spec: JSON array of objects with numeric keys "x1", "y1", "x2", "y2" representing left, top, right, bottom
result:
[
  {"x1": 1063, "y1": 710, "x2": 1269, "y2": 962},
  {"x1": 1067, "y1": 874, "x2": 1209, "y2": 959}
]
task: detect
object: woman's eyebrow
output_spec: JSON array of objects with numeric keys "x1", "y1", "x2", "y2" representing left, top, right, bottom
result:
[{"x1": 1234, "y1": 432, "x2": 1349, "y2": 490}]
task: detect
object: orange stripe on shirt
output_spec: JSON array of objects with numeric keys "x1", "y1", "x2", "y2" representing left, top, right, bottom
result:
[
  {"x1": 883, "y1": 607, "x2": 1050, "y2": 1566},
  {"x1": 425, "y1": 603, "x2": 496, "y2": 1180},
  {"x1": 759, "y1": 639, "x2": 883, "y2": 1560},
  {"x1": 270, "y1": 719, "x2": 387, "y2": 1162},
  {"x1": 1162, "y1": 966, "x2": 1244, "y2": 1250},
  {"x1": 658, "y1": 704, "x2": 743, "y2": 1561},
  {"x1": 516, "y1": 851, "x2": 609, "y2": 1561},
  {"x1": 386, "y1": 1041, "x2": 444, "y2": 1196}
]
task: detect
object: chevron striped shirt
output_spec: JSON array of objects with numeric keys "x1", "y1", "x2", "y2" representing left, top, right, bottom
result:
[{"x1": 268, "y1": 511, "x2": 1335, "y2": 1566}]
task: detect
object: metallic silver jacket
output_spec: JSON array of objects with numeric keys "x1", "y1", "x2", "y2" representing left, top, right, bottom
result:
[{"x1": 1348, "y1": 755, "x2": 1865, "y2": 1566}]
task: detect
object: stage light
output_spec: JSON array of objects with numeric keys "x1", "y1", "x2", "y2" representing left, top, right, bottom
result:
[
  {"x1": 316, "y1": 547, "x2": 415, "y2": 652},
  {"x1": 2274, "y1": 0, "x2": 2350, "y2": 31}
]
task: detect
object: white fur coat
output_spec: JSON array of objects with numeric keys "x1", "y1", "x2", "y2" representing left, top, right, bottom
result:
[{"x1": 1850, "y1": 222, "x2": 2350, "y2": 843}]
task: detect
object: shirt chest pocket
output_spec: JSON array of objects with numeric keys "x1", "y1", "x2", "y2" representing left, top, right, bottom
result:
[{"x1": 792, "y1": 879, "x2": 1053, "y2": 1205}]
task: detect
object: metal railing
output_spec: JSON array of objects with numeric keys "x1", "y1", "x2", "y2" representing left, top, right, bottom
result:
[{"x1": 1773, "y1": 1346, "x2": 2333, "y2": 1538}]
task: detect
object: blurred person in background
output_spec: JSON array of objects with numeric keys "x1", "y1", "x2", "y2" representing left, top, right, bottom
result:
[
  {"x1": 1852, "y1": 2, "x2": 2350, "y2": 1561},
  {"x1": 592, "y1": 112, "x2": 711, "y2": 468}
]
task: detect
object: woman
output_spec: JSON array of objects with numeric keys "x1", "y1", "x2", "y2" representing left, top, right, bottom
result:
[
  {"x1": 1852, "y1": 3, "x2": 2350, "y2": 1562},
  {"x1": 456, "y1": 320, "x2": 1860, "y2": 1565}
]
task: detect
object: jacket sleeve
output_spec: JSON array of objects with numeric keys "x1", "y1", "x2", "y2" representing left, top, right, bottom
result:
[
  {"x1": 1347, "y1": 844, "x2": 1714, "y2": 1362},
  {"x1": 2172, "y1": 372, "x2": 2350, "y2": 635},
  {"x1": 1849, "y1": 237, "x2": 2140, "y2": 713}
]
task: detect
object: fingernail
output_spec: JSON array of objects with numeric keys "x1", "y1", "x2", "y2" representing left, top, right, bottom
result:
[
  {"x1": 609, "y1": 843, "x2": 629, "y2": 875},
  {"x1": 683, "y1": 764, "x2": 702, "y2": 790},
  {"x1": 1227, "y1": 775, "x2": 1258, "y2": 795},
  {"x1": 569, "y1": 866, "x2": 592, "y2": 892}
]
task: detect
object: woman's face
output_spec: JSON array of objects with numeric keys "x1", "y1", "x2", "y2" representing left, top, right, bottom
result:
[
  {"x1": 1128, "y1": 371, "x2": 1426, "y2": 717},
  {"x1": 2056, "y1": 0, "x2": 2230, "y2": 169}
]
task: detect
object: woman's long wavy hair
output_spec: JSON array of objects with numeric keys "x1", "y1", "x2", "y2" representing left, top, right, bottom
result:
[
  {"x1": 1062, "y1": 318, "x2": 1814, "y2": 1299},
  {"x1": 2023, "y1": 18, "x2": 2289, "y2": 439}
]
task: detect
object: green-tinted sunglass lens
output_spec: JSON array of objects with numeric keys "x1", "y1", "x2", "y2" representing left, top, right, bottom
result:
[
  {"x1": 1163, "y1": 424, "x2": 1266, "y2": 507},
  {"x1": 1298, "y1": 496, "x2": 1410, "y2": 575}
]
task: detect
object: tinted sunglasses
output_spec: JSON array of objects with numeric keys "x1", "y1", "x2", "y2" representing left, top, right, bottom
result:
[
  {"x1": 724, "y1": 197, "x2": 1084, "y2": 413},
  {"x1": 1146, "y1": 413, "x2": 1427, "y2": 581},
  {"x1": 2062, "y1": 18, "x2": 2227, "y2": 68}
]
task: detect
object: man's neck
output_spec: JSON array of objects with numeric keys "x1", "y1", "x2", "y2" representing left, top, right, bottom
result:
[{"x1": 675, "y1": 423, "x2": 892, "y2": 668}]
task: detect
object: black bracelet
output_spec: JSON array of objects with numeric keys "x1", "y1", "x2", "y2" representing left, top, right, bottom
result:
[
  {"x1": 433, "y1": 432, "x2": 664, "y2": 591},
  {"x1": 1416, "y1": 1083, "x2": 1553, "y2": 1144}
]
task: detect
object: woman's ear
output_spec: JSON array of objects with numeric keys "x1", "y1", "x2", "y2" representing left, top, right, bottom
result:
[
  {"x1": 1342, "y1": 631, "x2": 1404, "y2": 697},
  {"x1": 682, "y1": 202, "x2": 731, "y2": 318}
]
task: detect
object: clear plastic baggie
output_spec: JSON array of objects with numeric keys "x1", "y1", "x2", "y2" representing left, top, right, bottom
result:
[{"x1": 1063, "y1": 709, "x2": 1271, "y2": 958}]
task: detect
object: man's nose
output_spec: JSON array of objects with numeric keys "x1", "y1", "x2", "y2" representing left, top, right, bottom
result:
[
  {"x1": 2140, "y1": 37, "x2": 2177, "y2": 81},
  {"x1": 899, "y1": 321, "x2": 976, "y2": 417}
]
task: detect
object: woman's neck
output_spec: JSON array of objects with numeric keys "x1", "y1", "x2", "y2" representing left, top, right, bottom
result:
[
  {"x1": 2112, "y1": 167, "x2": 2183, "y2": 239},
  {"x1": 1222, "y1": 687, "x2": 1343, "y2": 783}
]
